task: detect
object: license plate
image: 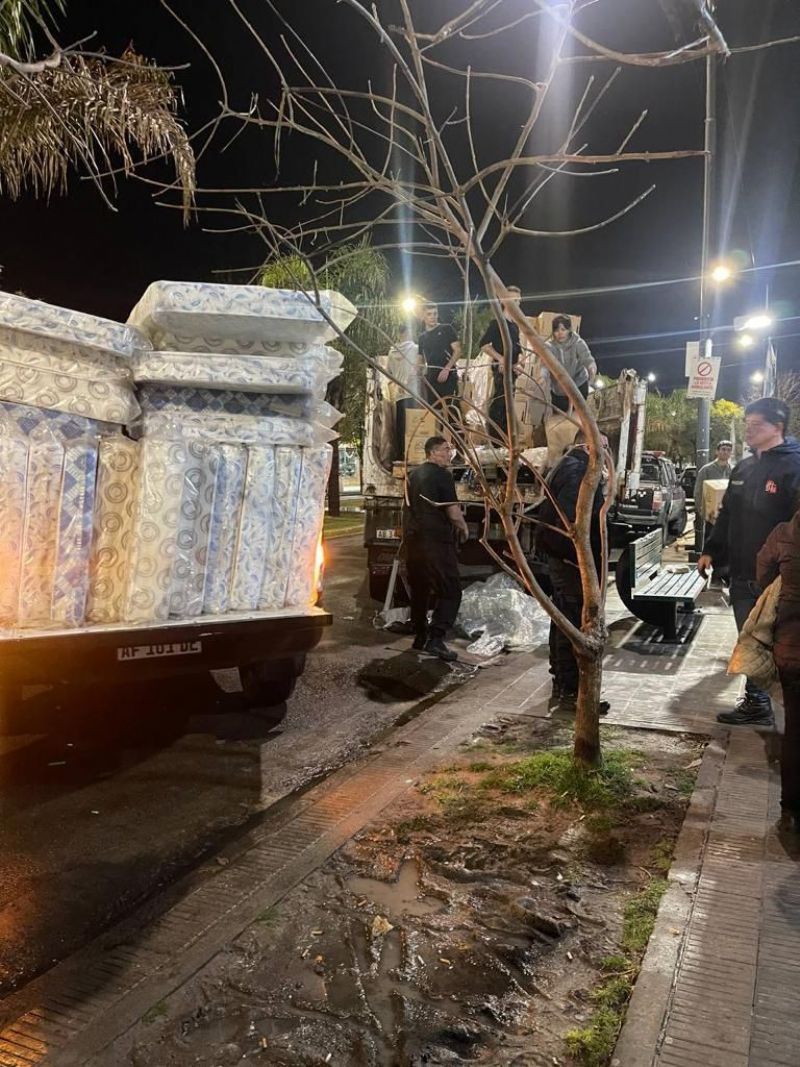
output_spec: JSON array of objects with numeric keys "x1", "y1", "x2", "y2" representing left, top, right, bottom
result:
[
  {"x1": 117, "y1": 640, "x2": 202, "y2": 661},
  {"x1": 376, "y1": 528, "x2": 401, "y2": 540}
]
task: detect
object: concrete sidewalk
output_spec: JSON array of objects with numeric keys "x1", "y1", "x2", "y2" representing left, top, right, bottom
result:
[{"x1": 612, "y1": 590, "x2": 800, "y2": 1067}]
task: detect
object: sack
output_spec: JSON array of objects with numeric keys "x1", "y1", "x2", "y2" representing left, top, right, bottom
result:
[{"x1": 727, "y1": 577, "x2": 782, "y2": 689}]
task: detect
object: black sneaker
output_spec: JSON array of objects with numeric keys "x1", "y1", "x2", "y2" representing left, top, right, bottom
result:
[
  {"x1": 411, "y1": 632, "x2": 428, "y2": 651},
  {"x1": 424, "y1": 637, "x2": 458, "y2": 662},
  {"x1": 717, "y1": 698, "x2": 774, "y2": 727}
]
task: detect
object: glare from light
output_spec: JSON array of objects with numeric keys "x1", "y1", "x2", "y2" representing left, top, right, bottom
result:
[
  {"x1": 750, "y1": 370, "x2": 765, "y2": 384},
  {"x1": 710, "y1": 263, "x2": 734, "y2": 284},
  {"x1": 738, "y1": 333, "x2": 755, "y2": 349},
  {"x1": 594, "y1": 379, "x2": 605, "y2": 390},
  {"x1": 647, "y1": 372, "x2": 656, "y2": 383},
  {"x1": 742, "y1": 313, "x2": 773, "y2": 331},
  {"x1": 400, "y1": 295, "x2": 419, "y2": 315}
]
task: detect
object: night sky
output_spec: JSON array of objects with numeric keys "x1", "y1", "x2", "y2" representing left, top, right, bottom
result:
[{"x1": 1, "y1": 0, "x2": 799, "y2": 401}]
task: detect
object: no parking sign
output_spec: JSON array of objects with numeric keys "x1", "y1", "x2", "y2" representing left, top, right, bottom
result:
[{"x1": 686, "y1": 341, "x2": 721, "y2": 399}]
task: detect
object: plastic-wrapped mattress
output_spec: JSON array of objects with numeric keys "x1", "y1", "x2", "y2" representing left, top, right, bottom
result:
[
  {"x1": 139, "y1": 410, "x2": 335, "y2": 447},
  {"x1": 284, "y1": 446, "x2": 333, "y2": 608},
  {"x1": 87, "y1": 437, "x2": 141, "y2": 625},
  {"x1": 0, "y1": 291, "x2": 150, "y2": 358},
  {"x1": 230, "y1": 446, "x2": 276, "y2": 611},
  {"x1": 128, "y1": 281, "x2": 357, "y2": 351},
  {"x1": 0, "y1": 354, "x2": 139, "y2": 424},
  {"x1": 131, "y1": 348, "x2": 342, "y2": 395},
  {"x1": 136, "y1": 384, "x2": 310, "y2": 420}
]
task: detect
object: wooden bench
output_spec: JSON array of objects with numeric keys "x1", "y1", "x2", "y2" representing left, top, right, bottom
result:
[{"x1": 615, "y1": 529, "x2": 706, "y2": 639}]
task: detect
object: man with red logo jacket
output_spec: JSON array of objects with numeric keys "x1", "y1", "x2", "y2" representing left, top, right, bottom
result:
[{"x1": 698, "y1": 398, "x2": 800, "y2": 726}]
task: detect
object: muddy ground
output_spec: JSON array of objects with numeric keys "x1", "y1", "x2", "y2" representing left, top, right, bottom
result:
[{"x1": 129, "y1": 718, "x2": 702, "y2": 1067}]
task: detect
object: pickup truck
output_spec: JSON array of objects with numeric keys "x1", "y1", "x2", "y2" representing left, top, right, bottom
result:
[{"x1": 616, "y1": 452, "x2": 688, "y2": 543}]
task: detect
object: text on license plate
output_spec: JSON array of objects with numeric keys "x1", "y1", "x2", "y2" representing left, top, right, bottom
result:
[{"x1": 117, "y1": 641, "x2": 202, "y2": 661}]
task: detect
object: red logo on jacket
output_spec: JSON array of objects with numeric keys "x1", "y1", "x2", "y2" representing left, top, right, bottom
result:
[{"x1": 765, "y1": 479, "x2": 778, "y2": 494}]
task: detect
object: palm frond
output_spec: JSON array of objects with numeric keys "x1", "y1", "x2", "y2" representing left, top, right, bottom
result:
[
  {"x1": 0, "y1": 0, "x2": 64, "y2": 59},
  {"x1": 0, "y1": 48, "x2": 196, "y2": 215}
]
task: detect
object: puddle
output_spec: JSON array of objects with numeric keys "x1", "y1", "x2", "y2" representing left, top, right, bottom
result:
[{"x1": 347, "y1": 859, "x2": 443, "y2": 919}]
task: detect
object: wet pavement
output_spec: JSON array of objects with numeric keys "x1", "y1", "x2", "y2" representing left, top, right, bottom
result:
[{"x1": 0, "y1": 536, "x2": 461, "y2": 999}]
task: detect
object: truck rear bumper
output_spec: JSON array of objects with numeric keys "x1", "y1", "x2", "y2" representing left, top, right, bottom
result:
[{"x1": 0, "y1": 608, "x2": 332, "y2": 687}]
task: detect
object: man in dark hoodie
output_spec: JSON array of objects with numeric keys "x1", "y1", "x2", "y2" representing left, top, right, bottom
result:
[
  {"x1": 698, "y1": 397, "x2": 800, "y2": 726},
  {"x1": 538, "y1": 434, "x2": 609, "y2": 713}
]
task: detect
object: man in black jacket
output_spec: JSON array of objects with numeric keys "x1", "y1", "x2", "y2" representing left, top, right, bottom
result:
[
  {"x1": 403, "y1": 436, "x2": 469, "y2": 661},
  {"x1": 538, "y1": 435, "x2": 609, "y2": 713},
  {"x1": 698, "y1": 397, "x2": 800, "y2": 726}
]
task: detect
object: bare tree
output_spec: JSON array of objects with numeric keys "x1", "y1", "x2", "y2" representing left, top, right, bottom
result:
[{"x1": 153, "y1": 0, "x2": 796, "y2": 766}]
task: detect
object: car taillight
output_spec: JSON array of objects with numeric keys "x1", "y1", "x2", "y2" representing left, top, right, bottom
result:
[{"x1": 651, "y1": 490, "x2": 663, "y2": 512}]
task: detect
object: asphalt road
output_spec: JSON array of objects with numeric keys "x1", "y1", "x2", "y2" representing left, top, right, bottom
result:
[{"x1": 0, "y1": 535, "x2": 455, "y2": 999}]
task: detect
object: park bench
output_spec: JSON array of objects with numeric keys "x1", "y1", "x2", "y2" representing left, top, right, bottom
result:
[{"x1": 615, "y1": 529, "x2": 706, "y2": 639}]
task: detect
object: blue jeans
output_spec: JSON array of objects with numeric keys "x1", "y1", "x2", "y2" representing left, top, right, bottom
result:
[{"x1": 730, "y1": 578, "x2": 770, "y2": 706}]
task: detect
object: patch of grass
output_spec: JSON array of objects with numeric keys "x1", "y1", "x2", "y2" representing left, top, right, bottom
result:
[
  {"x1": 622, "y1": 793, "x2": 665, "y2": 814},
  {"x1": 479, "y1": 748, "x2": 636, "y2": 811},
  {"x1": 670, "y1": 768, "x2": 696, "y2": 798},
  {"x1": 650, "y1": 838, "x2": 674, "y2": 874},
  {"x1": 565, "y1": 877, "x2": 669, "y2": 1065},
  {"x1": 621, "y1": 877, "x2": 668, "y2": 954},
  {"x1": 256, "y1": 906, "x2": 280, "y2": 927},
  {"x1": 420, "y1": 772, "x2": 486, "y2": 827},
  {"x1": 565, "y1": 1006, "x2": 624, "y2": 1067},
  {"x1": 323, "y1": 513, "x2": 364, "y2": 539},
  {"x1": 142, "y1": 1001, "x2": 168, "y2": 1025},
  {"x1": 467, "y1": 760, "x2": 493, "y2": 773}
]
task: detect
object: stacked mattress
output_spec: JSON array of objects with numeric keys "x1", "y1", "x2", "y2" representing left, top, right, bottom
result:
[{"x1": 0, "y1": 283, "x2": 354, "y2": 630}]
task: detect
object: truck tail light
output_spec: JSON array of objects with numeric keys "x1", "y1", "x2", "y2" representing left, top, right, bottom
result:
[
  {"x1": 651, "y1": 490, "x2": 663, "y2": 512},
  {"x1": 314, "y1": 536, "x2": 325, "y2": 602}
]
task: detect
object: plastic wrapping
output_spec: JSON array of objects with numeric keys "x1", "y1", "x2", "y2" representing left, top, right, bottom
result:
[
  {"x1": 0, "y1": 399, "x2": 120, "y2": 440},
  {"x1": 0, "y1": 423, "x2": 29, "y2": 626},
  {"x1": 284, "y1": 445, "x2": 333, "y2": 608},
  {"x1": 18, "y1": 427, "x2": 65, "y2": 626},
  {"x1": 131, "y1": 349, "x2": 339, "y2": 395},
  {"x1": 139, "y1": 411, "x2": 336, "y2": 446},
  {"x1": 124, "y1": 439, "x2": 189, "y2": 623},
  {"x1": 169, "y1": 441, "x2": 219, "y2": 618},
  {"x1": 0, "y1": 291, "x2": 150, "y2": 357},
  {"x1": 259, "y1": 446, "x2": 304, "y2": 609},
  {"x1": 230, "y1": 446, "x2": 277, "y2": 611},
  {"x1": 87, "y1": 437, "x2": 141, "y2": 624},
  {"x1": 0, "y1": 356, "x2": 139, "y2": 424},
  {"x1": 128, "y1": 281, "x2": 357, "y2": 351},
  {"x1": 0, "y1": 328, "x2": 134, "y2": 380},
  {"x1": 51, "y1": 438, "x2": 99, "y2": 626},
  {"x1": 456, "y1": 572, "x2": 549, "y2": 652},
  {"x1": 203, "y1": 444, "x2": 248, "y2": 614}
]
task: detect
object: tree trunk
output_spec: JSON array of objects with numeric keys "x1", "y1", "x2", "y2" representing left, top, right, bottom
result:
[
  {"x1": 328, "y1": 439, "x2": 341, "y2": 517},
  {"x1": 573, "y1": 651, "x2": 603, "y2": 767}
]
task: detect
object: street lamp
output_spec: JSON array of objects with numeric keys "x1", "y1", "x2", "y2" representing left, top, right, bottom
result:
[
  {"x1": 647, "y1": 372, "x2": 656, "y2": 383},
  {"x1": 400, "y1": 295, "x2": 419, "y2": 315},
  {"x1": 710, "y1": 262, "x2": 734, "y2": 284},
  {"x1": 737, "y1": 333, "x2": 755, "y2": 349},
  {"x1": 750, "y1": 370, "x2": 765, "y2": 384},
  {"x1": 741, "y1": 312, "x2": 773, "y2": 331}
]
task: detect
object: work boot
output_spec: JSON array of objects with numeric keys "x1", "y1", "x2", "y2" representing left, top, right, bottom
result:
[
  {"x1": 424, "y1": 636, "x2": 458, "y2": 662},
  {"x1": 717, "y1": 696, "x2": 774, "y2": 727},
  {"x1": 558, "y1": 691, "x2": 610, "y2": 716},
  {"x1": 411, "y1": 631, "x2": 428, "y2": 651}
]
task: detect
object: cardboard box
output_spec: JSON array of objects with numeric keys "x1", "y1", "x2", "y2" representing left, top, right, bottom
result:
[
  {"x1": 703, "y1": 478, "x2": 728, "y2": 523},
  {"x1": 514, "y1": 398, "x2": 534, "y2": 448},
  {"x1": 404, "y1": 408, "x2": 439, "y2": 465}
]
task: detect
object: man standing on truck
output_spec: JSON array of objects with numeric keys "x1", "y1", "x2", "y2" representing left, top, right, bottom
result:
[
  {"x1": 693, "y1": 439, "x2": 733, "y2": 544},
  {"x1": 545, "y1": 316, "x2": 598, "y2": 412},
  {"x1": 479, "y1": 285, "x2": 524, "y2": 443},
  {"x1": 418, "y1": 303, "x2": 462, "y2": 425},
  {"x1": 698, "y1": 399, "x2": 800, "y2": 726},
  {"x1": 537, "y1": 433, "x2": 610, "y2": 714},
  {"x1": 403, "y1": 436, "x2": 469, "y2": 661}
]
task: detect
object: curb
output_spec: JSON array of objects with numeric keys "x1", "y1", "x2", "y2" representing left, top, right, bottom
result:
[{"x1": 612, "y1": 731, "x2": 728, "y2": 1067}]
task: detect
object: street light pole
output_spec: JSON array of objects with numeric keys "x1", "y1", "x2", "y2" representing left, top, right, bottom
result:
[
  {"x1": 696, "y1": 46, "x2": 717, "y2": 474},
  {"x1": 692, "y1": 31, "x2": 720, "y2": 557}
]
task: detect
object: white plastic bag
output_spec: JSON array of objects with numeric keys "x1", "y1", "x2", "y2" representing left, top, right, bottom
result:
[{"x1": 457, "y1": 572, "x2": 549, "y2": 651}]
